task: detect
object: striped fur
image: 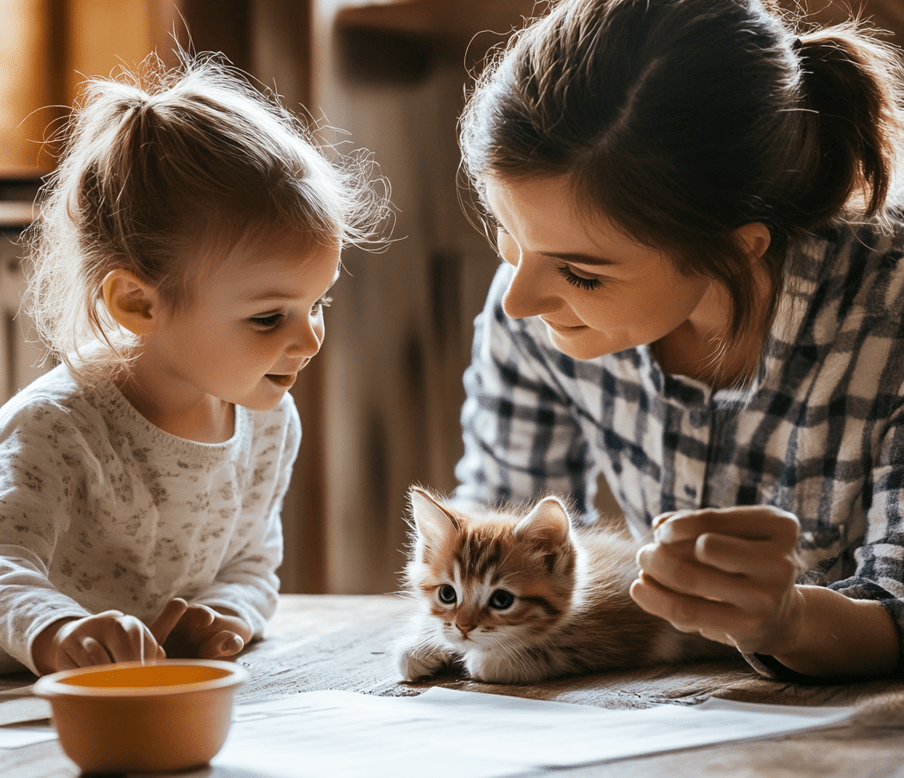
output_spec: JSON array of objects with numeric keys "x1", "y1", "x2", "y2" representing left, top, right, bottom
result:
[{"x1": 396, "y1": 487, "x2": 727, "y2": 684}]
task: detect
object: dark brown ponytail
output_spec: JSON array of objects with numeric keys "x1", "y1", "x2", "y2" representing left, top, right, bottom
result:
[{"x1": 793, "y1": 24, "x2": 903, "y2": 223}]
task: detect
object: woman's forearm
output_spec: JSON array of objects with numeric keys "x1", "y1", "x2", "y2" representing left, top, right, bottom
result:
[{"x1": 768, "y1": 585, "x2": 900, "y2": 677}]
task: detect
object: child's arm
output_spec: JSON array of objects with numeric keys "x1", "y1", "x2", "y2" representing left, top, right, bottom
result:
[
  {"x1": 190, "y1": 400, "x2": 300, "y2": 640},
  {"x1": 630, "y1": 506, "x2": 900, "y2": 677}
]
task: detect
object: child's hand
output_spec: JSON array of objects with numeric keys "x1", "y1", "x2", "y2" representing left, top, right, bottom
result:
[
  {"x1": 629, "y1": 506, "x2": 802, "y2": 655},
  {"x1": 152, "y1": 599, "x2": 253, "y2": 660},
  {"x1": 32, "y1": 610, "x2": 166, "y2": 675}
]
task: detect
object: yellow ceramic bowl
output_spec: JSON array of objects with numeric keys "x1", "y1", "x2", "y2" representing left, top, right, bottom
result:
[{"x1": 34, "y1": 659, "x2": 248, "y2": 774}]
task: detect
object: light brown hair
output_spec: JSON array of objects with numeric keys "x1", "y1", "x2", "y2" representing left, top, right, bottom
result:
[{"x1": 25, "y1": 51, "x2": 390, "y2": 382}]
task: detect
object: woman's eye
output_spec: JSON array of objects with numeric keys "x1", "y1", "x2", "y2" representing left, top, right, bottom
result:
[
  {"x1": 558, "y1": 265, "x2": 602, "y2": 291},
  {"x1": 489, "y1": 590, "x2": 514, "y2": 610},
  {"x1": 251, "y1": 313, "x2": 284, "y2": 329},
  {"x1": 437, "y1": 585, "x2": 457, "y2": 605}
]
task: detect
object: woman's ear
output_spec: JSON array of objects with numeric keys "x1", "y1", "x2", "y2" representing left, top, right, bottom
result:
[
  {"x1": 734, "y1": 222, "x2": 772, "y2": 263},
  {"x1": 101, "y1": 269, "x2": 160, "y2": 336}
]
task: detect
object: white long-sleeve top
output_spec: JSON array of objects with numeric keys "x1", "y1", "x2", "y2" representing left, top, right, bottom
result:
[{"x1": 0, "y1": 364, "x2": 300, "y2": 674}]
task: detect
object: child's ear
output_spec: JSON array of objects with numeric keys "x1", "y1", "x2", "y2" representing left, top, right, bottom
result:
[
  {"x1": 101, "y1": 269, "x2": 160, "y2": 336},
  {"x1": 733, "y1": 222, "x2": 771, "y2": 263}
]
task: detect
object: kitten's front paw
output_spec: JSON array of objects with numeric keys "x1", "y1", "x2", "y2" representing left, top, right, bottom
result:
[
  {"x1": 465, "y1": 650, "x2": 548, "y2": 684},
  {"x1": 397, "y1": 645, "x2": 456, "y2": 682}
]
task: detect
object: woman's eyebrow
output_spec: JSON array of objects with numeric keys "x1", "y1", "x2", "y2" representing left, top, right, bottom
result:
[{"x1": 538, "y1": 251, "x2": 618, "y2": 266}]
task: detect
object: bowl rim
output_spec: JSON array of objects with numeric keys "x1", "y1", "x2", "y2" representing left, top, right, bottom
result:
[{"x1": 34, "y1": 658, "x2": 249, "y2": 699}]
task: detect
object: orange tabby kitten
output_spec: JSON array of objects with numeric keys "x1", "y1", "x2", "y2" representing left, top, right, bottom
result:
[{"x1": 396, "y1": 487, "x2": 729, "y2": 684}]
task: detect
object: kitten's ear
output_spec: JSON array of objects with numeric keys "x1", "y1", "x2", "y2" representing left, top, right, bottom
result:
[
  {"x1": 513, "y1": 497, "x2": 570, "y2": 551},
  {"x1": 408, "y1": 488, "x2": 459, "y2": 551}
]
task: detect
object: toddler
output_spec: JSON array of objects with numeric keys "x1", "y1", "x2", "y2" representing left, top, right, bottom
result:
[{"x1": 1, "y1": 53, "x2": 385, "y2": 675}]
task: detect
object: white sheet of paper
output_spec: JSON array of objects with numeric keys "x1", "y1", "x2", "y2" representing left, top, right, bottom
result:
[
  {"x1": 205, "y1": 687, "x2": 853, "y2": 778},
  {"x1": 0, "y1": 721, "x2": 56, "y2": 749}
]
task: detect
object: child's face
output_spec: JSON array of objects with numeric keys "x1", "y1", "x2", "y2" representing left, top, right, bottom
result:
[
  {"x1": 147, "y1": 231, "x2": 341, "y2": 412},
  {"x1": 483, "y1": 174, "x2": 714, "y2": 361}
]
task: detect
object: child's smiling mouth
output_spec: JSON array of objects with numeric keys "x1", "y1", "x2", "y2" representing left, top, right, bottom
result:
[{"x1": 265, "y1": 373, "x2": 296, "y2": 388}]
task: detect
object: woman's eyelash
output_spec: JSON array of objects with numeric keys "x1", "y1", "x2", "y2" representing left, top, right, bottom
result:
[
  {"x1": 558, "y1": 265, "x2": 602, "y2": 290},
  {"x1": 314, "y1": 295, "x2": 333, "y2": 310}
]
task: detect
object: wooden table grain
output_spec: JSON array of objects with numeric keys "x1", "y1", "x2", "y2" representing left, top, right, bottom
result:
[{"x1": 4, "y1": 594, "x2": 904, "y2": 777}]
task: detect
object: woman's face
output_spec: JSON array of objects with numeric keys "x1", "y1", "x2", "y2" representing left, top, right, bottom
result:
[{"x1": 483, "y1": 174, "x2": 716, "y2": 361}]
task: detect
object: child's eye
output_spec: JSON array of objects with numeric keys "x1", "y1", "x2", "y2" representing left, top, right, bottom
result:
[
  {"x1": 250, "y1": 313, "x2": 284, "y2": 329},
  {"x1": 558, "y1": 265, "x2": 602, "y2": 291}
]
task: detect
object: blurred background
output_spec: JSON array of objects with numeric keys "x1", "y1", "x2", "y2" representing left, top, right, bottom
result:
[{"x1": 1, "y1": 0, "x2": 902, "y2": 596}]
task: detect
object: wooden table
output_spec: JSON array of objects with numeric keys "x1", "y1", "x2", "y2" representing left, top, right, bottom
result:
[{"x1": 4, "y1": 594, "x2": 904, "y2": 777}]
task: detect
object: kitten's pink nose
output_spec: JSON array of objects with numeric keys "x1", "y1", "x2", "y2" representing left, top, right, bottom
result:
[{"x1": 457, "y1": 623, "x2": 475, "y2": 639}]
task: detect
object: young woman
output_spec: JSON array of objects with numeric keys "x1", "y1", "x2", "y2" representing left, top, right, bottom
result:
[{"x1": 454, "y1": 0, "x2": 904, "y2": 679}]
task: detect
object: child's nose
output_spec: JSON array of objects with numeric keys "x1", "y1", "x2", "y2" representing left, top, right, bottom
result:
[{"x1": 287, "y1": 317, "x2": 324, "y2": 359}]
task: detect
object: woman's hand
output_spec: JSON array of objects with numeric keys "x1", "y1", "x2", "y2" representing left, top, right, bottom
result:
[
  {"x1": 629, "y1": 506, "x2": 803, "y2": 655},
  {"x1": 153, "y1": 599, "x2": 252, "y2": 660},
  {"x1": 32, "y1": 610, "x2": 166, "y2": 675}
]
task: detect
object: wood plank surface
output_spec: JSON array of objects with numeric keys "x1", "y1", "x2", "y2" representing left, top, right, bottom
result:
[{"x1": 4, "y1": 595, "x2": 904, "y2": 777}]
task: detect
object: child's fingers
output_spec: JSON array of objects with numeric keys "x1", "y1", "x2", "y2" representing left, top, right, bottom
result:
[
  {"x1": 196, "y1": 630, "x2": 244, "y2": 659},
  {"x1": 63, "y1": 635, "x2": 114, "y2": 669},
  {"x1": 102, "y1": 614, "x2": 154, "y2": 664},
  {"x1": 183, "y1": 604, "x2": 217, "y2": 632},
  {"x1": 653, "y1": 506, "x2": 799, "y2": 546},
  {"x1": 150, "y1": 598, "x2": 189, "y2": 645}
]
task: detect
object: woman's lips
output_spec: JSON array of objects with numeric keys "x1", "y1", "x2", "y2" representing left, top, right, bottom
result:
[{"x1": 541, "y1": 318, "x2": 587, "y2": 334}]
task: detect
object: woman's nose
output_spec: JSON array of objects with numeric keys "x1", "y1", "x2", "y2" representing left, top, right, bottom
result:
[{"x1": 501, "y1": 256, "x2": 555, "y2": 320}]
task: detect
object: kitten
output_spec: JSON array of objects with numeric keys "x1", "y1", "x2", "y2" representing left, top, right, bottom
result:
[{"x1": 396, "y1": 487, "x2": 729, "y2": 684}]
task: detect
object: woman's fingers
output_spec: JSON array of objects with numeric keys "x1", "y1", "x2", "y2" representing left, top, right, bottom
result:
[
  {"x1": 693, "y1": 532, "x2": 801, "y2": 581},
  {"x1": 630, "y1": 574, "x2": 746, "y2": 647},
  {"x1": 637, "y1": 536, "x2": 799, "y2": 597},
  {"x1": 653, "y1": 506, "x2": 799, "y2": 547}
]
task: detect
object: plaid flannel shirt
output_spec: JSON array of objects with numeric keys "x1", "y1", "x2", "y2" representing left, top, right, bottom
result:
[{"x1": 455, "y1": 213, "x2": 904, "y2": 677}]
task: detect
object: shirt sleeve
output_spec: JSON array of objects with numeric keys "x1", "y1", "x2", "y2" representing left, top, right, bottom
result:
[
  {"x1": 824, "y1": 412, "x2": 904, "y2": 668},
  {"x1": 194, "y1": 398, "x2": 301, "y2": 638},
  {"x1": 454, "y1": 265, "x2": 599, "y2": 516},
  {"x1": 745, "y1": 408, "x2": 904, "y2": 680},
  {"x1": 0, "y1": 402, "x2": 95, "y2": 673}
]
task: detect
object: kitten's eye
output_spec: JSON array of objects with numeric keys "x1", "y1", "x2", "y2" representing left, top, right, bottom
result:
[
  {"x1": 437, "y1": 585, "x2": 457, "y2": 605},
  {"x1": 489, "y1": 590, "x2": 514, "y2": 610}
]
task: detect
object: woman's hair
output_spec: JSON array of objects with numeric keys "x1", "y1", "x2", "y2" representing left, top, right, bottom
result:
[
  {"x1": 25, "y1": 51, "x2": 390, "y2": 382},
  {"x1": 459, "y1": 0, "x2": 904, "y2": 341}
]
